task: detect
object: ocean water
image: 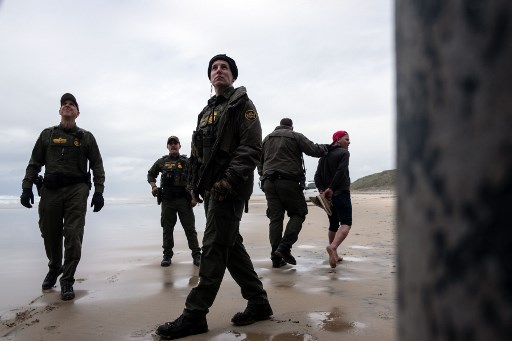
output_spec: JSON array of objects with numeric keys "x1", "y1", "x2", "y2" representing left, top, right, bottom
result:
[{"x1": 0, "y1": 196, "x2": 207, "y2": 314}]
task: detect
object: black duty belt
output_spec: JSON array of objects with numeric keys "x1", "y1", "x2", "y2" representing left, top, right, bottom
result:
[
  {"x1": 265, "y1": 172, "x2": 299, "y2": 182},
  {"x1": 161, "y1": 189, "x2": 188, "y2": 199},
  {"x1": 43, "y1": 174, "x2": 89, "y2": 189}
]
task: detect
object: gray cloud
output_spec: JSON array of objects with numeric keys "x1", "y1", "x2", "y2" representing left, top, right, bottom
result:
[{"x1": 0, "y1": 0, "x2": 394, "y2": 198}]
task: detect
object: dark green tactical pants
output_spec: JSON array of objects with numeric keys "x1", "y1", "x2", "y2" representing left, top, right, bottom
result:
[
  {"x1": 161, "y1": 197, "x2": 201, "y2": 258},
  {"x1": 183, "y1": 195, "x2": 269, "y2": 318},
  {"x1": 38, "y1": 183, "x2": 89, "y2": 286},
  {"x1": 263, "y1": 179, "x2": 308, "y2": 261}
]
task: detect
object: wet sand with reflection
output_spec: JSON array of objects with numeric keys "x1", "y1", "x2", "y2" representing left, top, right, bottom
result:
[{"x1": 0, "y1": 192, "x2": 396, "y2": 340}]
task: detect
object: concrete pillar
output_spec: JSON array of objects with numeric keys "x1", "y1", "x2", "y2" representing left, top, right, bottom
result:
[{"x1": 396, "y1": 1, "x2": 512, "y2": 340}]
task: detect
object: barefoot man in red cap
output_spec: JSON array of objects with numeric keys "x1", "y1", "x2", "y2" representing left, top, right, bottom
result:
[{"x1": 314, "y1": 130, "x2": 352, "y2": 268}]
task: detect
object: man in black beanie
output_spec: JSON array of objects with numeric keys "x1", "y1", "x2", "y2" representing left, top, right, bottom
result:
[
  {"x1": 207, "y1": 54, "x2": 238, "y2": 80},
  {"x1": 156, "y1": 54, "x2": 272, "y2": 339},
  {"x1": 280, "y1": 118, "x2": 293, "y2": 127}
]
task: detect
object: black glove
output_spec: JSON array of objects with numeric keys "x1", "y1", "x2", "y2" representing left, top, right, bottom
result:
[
  {"x1": 91, "y1": 192, "x2": 104, "y2": 212},
  {"x1": 191, "y1": 190, "x2": 203, "y2": 204},
  {"x1": 20, "y1": 188, "x2": 34, "y2": 208},
  {"x1": 151, "y1": 186, "x2": 159, "y2": 197},
  {"x1": 211, "y1": 179, "x2": 234, "y2": 202}
]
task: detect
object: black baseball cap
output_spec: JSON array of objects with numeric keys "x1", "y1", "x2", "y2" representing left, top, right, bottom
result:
[
  {"x1": 167, "y1": 136, "x2": 180, "y2": 144},
  {"x1": 60, "y1": 93, "x2": 79, "y2": 111}
]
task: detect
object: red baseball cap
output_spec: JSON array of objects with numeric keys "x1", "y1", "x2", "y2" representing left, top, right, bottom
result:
[{"x1": 332, "y1": 130, "x2": 347, "y2": 142}]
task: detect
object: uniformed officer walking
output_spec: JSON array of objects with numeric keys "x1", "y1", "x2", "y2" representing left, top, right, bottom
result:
[
  {"x1": 147, "y1": 135, "x2": 201, "y2": 267},
  {"x1": 156, "y1": 54, "x2": 272, "y2": 339},
  {"x1": 259, "y1": 118, "x2": 328, "y2": 267},
  {"x1": 20, "y1": 93, "x2": 105, "y2": 301}
]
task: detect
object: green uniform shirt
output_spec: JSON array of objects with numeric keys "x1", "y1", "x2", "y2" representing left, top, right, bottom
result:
[{"x1": 22, "y1": 124, "x2": 105, "y2": 193}]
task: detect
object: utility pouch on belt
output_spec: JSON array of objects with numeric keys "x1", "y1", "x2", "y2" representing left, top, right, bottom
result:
[
  {"x1": 201, "y1": 135, "x2": 215, "y2": 165},
  {"x1": 299, "y1": 174, "x2": 306, "y2": 190},
  {"x1": 259, "y1": 175, "x2": 267, "y2": 192},
  {"x1": 265, "y1": 170, "x2": 277, "y2": 181},
  {"x1": 33, "y1": 175, "x2": 44, "y2": 196},
  {"x1": 157, "y1": 188, "x2": 162, "y2": 205},
  {"x1": 192, "y1": 130, "x2": 203, "y2": 158}
]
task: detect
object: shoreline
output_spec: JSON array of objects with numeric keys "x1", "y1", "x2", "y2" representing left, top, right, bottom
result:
[{"x1": 0, "y1": 192, "x2": 396, "y2": 340}]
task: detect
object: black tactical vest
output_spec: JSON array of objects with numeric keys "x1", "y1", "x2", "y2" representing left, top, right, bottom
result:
[
  {"x1": 198, "y1": 106, "x2": 223, "y2": 166},
  {"x1": 161, "y1": 156, "x2": 188, "y2": 189},
  {"x1": 46, "y1": 127, "x2": 85, "y2": 175}
]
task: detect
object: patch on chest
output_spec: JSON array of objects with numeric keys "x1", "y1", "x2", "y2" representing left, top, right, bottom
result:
[
  {"x1": 200, "y1": 111, "x2": 219, "y2": 127},
  {"x1": 164, "y1": 162, "x2": 182, "y2": 170}
]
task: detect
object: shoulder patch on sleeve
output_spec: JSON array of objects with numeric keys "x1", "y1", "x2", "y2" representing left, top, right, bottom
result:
[{"x1": 245, "y1": 110, "x2": 257, "y2": 121}]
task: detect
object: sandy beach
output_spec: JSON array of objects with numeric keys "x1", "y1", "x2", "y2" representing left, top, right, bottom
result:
[{"x1": 0, "y1": 192, "x2": 396, "y2": 341}]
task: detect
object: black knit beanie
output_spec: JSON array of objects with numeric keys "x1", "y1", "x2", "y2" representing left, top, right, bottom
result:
[
  {"x1": 208, "y1": 54, "x2": 238, "y2": 80},
  {"x1": 280, "y1": 118, "x2": 293, "y2": 127}
]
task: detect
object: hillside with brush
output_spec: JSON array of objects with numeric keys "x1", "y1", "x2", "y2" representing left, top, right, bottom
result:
[{"x1": 351, "y1": 169, "x2": 396, "y2": 191}]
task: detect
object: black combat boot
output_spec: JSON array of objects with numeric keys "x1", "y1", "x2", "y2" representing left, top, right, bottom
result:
[
  {"x1": 42, "y1": 267, "x2": 63, "y2": 290},
  {"x1": 61, "y1": 285, "x2": 75, "y2": 300},
  {"x1": 272, "y1": 259, "x2": 286, "y2": 268},
  {"x1": 275, "y1": 248, "x2": 296, "y2": 265},
  {"x1": 231, "y1": 303, "x2": 273, "y2": 326},
  {"x1": 161, "y1": 255, "x2": 172, "y2": 267},
  {"x1": 156, "y1": 314, "x2": 208, "y2": 339}
]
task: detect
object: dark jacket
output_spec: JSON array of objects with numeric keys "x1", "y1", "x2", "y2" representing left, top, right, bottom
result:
[
  {"x1": 259, "y1": 125, "x2": 327, "y2": 179},
  {"x1": 189, "y1": 86, "x2": 262, "y2": 200},
  {"x1": 314, "y1": 145, "x2": 350, "y2": 195}
]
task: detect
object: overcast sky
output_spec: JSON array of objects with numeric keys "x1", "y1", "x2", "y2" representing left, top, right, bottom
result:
[{"x1": 0, "y1": 0, "x2": 395, "y2": 198}]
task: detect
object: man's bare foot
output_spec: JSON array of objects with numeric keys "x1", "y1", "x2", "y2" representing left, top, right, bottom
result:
[
  {"x1": 337, "y1": 256, "x2": 343, "y2": 263},
  {"x1": 326, "y1": 246, "x2": 337, "y2": 268}
]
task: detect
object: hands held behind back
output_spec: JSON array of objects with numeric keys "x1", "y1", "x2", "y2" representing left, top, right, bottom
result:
[{"x1": 323, "y1": 188, "x2": 333, "y2": 201}]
